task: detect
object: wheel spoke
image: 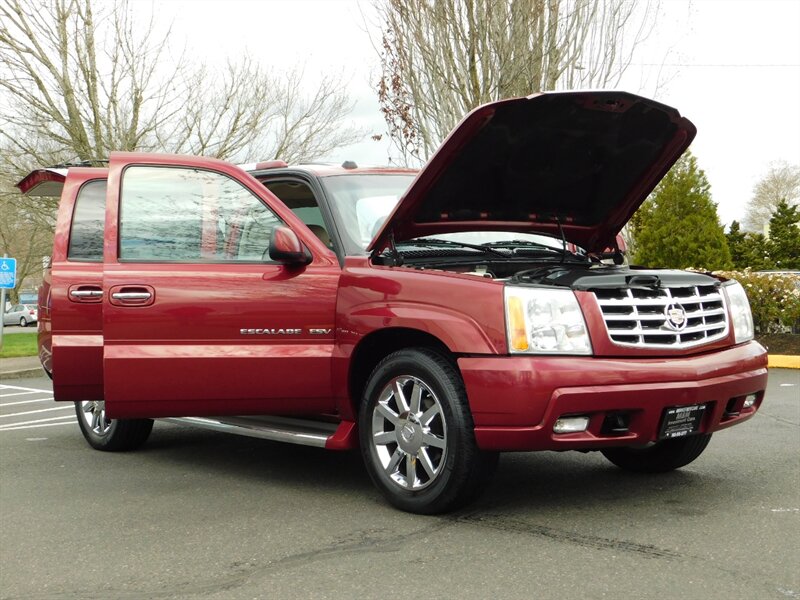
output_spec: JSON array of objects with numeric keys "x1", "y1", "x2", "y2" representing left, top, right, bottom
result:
[
  {"x1": 385, "y1": 448, "x2": 404, "y2": 475},
  {"x1": 409, "y1": 383, "x2": 422, "y2": 415},
  {"x1": 376, "y1": 402, "x2": 401, "y2": 426},
  {"x1": 373, "y1": 431, "x2": 395, "y2": 445},
  {"x1": 418, "y1": 447, "x2": 437, "y2": 479},
  {"x1": 393, "y1": 380, "x2": 409, "y2": 413},
  {"x1": 405, "y1": 454, "x2": 416, "y2": 488},
  {"x1": 91, "y1": 409, "x2": 100, "y2": 431},
  {"x1": 422, "y1": 432, "x2": 445, "y2": 449},
  {"x1": 420, "y1": 404, "x2": 440, "y2": 427},
  {"x1": 82, "y1": 402, "x2": 94, "y2": 413}
]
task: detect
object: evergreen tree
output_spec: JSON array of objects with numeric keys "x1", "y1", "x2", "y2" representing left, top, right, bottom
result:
[
  {"x1": 727, "y1": 220, "x2": 773, "y2": 269},
  {"x1": 767, "y1": 199, "x2": 800, "y2": 269},
  {"x1": 632, "y1": 151, "x2": 732, "y2": 270}
]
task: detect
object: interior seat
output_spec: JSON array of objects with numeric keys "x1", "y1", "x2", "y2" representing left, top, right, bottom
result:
[{"x1": 307, "y1": 224, "x2": 331, "y2": 248}]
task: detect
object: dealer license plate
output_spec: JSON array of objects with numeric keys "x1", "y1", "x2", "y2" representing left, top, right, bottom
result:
[{"x1": 658, "y1": 403, "x2": 707, "y2": 440}]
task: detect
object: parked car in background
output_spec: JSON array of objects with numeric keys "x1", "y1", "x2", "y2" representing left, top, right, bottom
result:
[{"x1": 3, "y1": 304, "x2": 38, "y2": 327}]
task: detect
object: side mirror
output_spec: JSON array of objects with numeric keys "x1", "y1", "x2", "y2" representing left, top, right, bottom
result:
[{"x1": 269, "y1": 226, "x2": 311, "y2": 266}]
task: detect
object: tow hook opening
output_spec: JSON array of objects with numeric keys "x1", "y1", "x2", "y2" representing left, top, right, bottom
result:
[
  {"x1": 600, "y1": 412, "x2": 631, "y2": 436},
  {"x1": 725, "y1": 393, "x2": 758, "y2": 418}
]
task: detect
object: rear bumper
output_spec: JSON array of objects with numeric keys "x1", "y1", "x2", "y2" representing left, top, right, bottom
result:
[{"x1": 458, "y1": 341, "x2": 768, "y2": 451}]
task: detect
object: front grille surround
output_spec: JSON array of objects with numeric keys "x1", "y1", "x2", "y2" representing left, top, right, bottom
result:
[{"x1": 592, "y1": 285, "x2": 729, "y2": 349}]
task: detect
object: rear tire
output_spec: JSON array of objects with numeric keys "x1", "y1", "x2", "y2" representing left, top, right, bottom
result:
[
  {"x1": 601, "y1": 433, "x2": 712, "y2": 473},
  {"x1": 359, "y1": 348, "x2": 498, "y2": 514},
  {"x1": 75, "y1": 401, "x2": 153, "y2": 451},
  {"x1": 19, "y1": 317, "x2": 27, "y2": 327}
]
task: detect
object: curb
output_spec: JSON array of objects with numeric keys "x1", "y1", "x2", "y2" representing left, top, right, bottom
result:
[
  {"x1": 0, "y1": 367, "x2": 44, "y2": 380},
  {"x1": 768, "y1": 355, "x2": 800, "y2": 369}
]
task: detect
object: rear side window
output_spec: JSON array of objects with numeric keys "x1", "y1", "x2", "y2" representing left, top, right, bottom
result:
[
  {"x1": 68, "y1": 180, "x2": 107, "y2": 262},
  {"x1": 119, "y1": 166, "x2": 282, "y2": 262}
]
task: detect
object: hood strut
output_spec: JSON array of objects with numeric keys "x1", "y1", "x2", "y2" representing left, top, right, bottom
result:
[{"x1": 372, "y1": 228, "x2": 404, "y2": 266}]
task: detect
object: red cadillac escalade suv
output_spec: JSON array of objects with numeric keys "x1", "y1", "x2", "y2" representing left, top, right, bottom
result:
[{"x1": 19, "y1": 92, "x2": 767, "y2": 514}]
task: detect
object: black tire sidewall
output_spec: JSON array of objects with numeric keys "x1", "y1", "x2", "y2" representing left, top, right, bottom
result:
[
  {"x1": 19, "y1": 318, "x2": 26, "y2": 327},
  {"x1": 74, "y1": 402, "x2": 153, "y2": 452},
  {"x1": 358, "y1": 349, "x2": 477, "y2": 514},
  {"x1": 602, "y1": 433, "x2": 712, "y2": 473}
]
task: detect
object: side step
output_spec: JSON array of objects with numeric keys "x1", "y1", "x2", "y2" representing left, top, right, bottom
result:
[{"x1": 162, "y1": 415, "x2": 340, "y2": 448}]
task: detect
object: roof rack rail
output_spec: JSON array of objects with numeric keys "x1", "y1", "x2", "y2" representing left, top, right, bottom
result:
[{"x1": 49, "y1": 159, "x2": 109, "y2": 168}]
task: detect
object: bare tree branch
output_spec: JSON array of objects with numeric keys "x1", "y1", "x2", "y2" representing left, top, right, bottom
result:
[
  {"x1": 0, "y1": 0, "x2": 363, "y2": 243},
  {"x1": 372, "y1": 0, "x2": 660, "y2": 163},
  {"x1": 743, "y1": 161, "x2": 800, "y2": 233}
]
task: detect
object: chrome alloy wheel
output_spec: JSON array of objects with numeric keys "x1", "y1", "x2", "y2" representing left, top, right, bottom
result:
[
  {"x1": 370, "y1": 376, "x2": 447, "y2": 490},
  {"x1": 80, "y1": 401, "x2": 112, "y2": 436}
]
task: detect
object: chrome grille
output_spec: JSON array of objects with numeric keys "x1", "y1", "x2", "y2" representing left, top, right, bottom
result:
[{"x1": 592, "y1": 285, "x2": 729, "y2": 349}]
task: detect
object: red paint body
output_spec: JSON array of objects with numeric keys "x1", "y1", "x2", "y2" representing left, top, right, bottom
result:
[{"x1": 32, "y1": 150, "x2": 768, "y2": 452}]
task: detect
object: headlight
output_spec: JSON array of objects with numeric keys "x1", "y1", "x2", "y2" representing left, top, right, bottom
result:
[
  {"x1": 504, "y1": 286, "x2": 592, "y2": 355},
  {"x1": 724, "y1": 281, "x2": 754, "y2": 343}
]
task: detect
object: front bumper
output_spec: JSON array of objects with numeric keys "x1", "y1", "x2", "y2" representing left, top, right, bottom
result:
[{"x1": 458, "y1": 341, "x2": 768, "y2": 451}]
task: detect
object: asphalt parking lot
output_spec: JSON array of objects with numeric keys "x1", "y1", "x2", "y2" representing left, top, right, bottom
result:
[{"x1": 1, "y1": 370, "x2": 798, "y2": 600}]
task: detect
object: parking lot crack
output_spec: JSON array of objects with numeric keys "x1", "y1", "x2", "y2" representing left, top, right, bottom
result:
[{"x1": 455, "y1": 513, "x2": 682, "y2": 559}]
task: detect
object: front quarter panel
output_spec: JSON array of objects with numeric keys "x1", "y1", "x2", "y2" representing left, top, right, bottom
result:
[{"x1": 333, "y1": 258, "x2": 507, "y2": 414}]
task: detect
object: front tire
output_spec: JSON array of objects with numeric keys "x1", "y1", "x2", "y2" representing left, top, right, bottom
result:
[
  {"x1": 601, "y1": 433, "x2": 712, "y2": 473},
  {"x1": 359, "y1": 348, "x2": 498, "y2": 514},
  {"x1": 75, "y1": 401, "x2": 154, "y2": 451}
]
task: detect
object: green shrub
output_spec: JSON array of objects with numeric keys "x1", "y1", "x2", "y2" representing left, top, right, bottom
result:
[{"x1": 713, "y1": 269, "x2": 800, "y2": 334}]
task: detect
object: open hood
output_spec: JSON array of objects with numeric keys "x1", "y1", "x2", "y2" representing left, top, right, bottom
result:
[
  {"x1": 15, "y1": 168, "x2": 67, "y2": 196},
  {"x1": 368, "y1": 91, "x2": 696, "y2": 254}
]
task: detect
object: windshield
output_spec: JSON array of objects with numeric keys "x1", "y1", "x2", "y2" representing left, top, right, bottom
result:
[
  {"x1": 322, "y1": 174, "x2": 415, "y2": 254},
  {"x1": 321, "y1": 173, "x2": 584, "y2": 256},
  {"x1": 423, "y1": 231, "x2": 575, "y2": 251}
]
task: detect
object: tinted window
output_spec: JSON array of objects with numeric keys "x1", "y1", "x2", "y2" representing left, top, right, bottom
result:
[
  {"x1": 68, "y1": 180, "x2": 107, "y2": 262},
  {"x1": 120, "y1": 167, "x2": 282, "y2": 262}
]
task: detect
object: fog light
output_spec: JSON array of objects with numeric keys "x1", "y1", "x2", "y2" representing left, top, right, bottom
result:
[
  {"x1": 553, "y1": 415, "x2": 590, "y2": 434},
  {"x1": 743, "y1": 394, "x2": 757, "y2": 409}
]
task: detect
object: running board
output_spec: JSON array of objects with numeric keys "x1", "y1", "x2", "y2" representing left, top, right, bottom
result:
[{"x1": 162, "y1": 415, "x2": 339, "y2": 448}]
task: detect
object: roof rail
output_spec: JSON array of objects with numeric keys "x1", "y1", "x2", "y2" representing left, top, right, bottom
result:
[
  {"x1": 49, "y1": 159, "x2": 109, "y2": 168},
  {"x1": 255, "y1": 160, "x2": 288, "y2": 170}
]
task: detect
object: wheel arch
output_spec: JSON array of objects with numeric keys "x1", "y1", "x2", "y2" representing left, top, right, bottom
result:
[{"x1": 347, "y1": 327, "x2": 453, "y2": 417}]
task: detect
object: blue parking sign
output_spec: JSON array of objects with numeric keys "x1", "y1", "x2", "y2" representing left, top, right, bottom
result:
[{"x1": 0, "y1": 257, "x2": 16, "y2": 289}]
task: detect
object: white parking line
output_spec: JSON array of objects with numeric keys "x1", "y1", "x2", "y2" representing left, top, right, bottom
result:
[
  {"x1": 0, "y1": 390, "x2": 41, "y2": 397},
  {"x1": 0, "y1": 384, "x2": 52, "y2": 393},
  {"x1": 0, "y1": 421, "x2": 75, "y2": 432},
  {"x1": 0, "y1": 415, "x2": 75, "y2": 429},
  {"x1": 0, "y1": 406, "x2": 73, "y2": 419},
  {"x1": 0, "y1": 397, "x2": 55, "y2": 407}
]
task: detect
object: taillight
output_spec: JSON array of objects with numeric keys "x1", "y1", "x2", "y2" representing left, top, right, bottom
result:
[{"x1": 30, "y1": 310, "x2": 35, "y2": 315}]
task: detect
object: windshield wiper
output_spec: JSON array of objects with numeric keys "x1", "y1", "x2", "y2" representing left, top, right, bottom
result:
[
  {"x1": 399, "y1": 238, "x2": 509, "y2": 258},
  {"x1": 480, "y1": 240, "x2": 587, "y2": 261}
]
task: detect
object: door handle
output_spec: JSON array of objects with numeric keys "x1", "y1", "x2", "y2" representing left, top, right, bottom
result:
[
  {"x1": 108, "y1": 285, "x2": 156, "y2": 307},
  {"x1": 68, "y1": 285, "x2": 103, "y2": 303},
  {"x1": 111, "y1": 292, "x2": 151, "y2": 300},
  {"x1": 70, "y1": 290, "x2": 103, "y2": 298}
]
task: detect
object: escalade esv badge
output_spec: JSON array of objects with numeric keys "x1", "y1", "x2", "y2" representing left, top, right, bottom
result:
[{"x1": 240, "y1": 328, "x2": 302, "y2": 335}]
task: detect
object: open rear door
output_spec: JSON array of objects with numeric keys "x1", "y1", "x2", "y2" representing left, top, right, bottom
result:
[{"x1": 17, "y1": 167, "x2": 108, "y2": 400}]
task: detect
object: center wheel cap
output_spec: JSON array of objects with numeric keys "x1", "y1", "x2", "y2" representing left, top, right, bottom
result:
[{"x1": 397, "y1": 419, "x2": 422, "y2": 453}]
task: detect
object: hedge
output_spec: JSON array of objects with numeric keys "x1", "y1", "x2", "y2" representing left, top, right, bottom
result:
[{"x1": 712, "y1": 269, "x2": 800, "y2": 334}]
